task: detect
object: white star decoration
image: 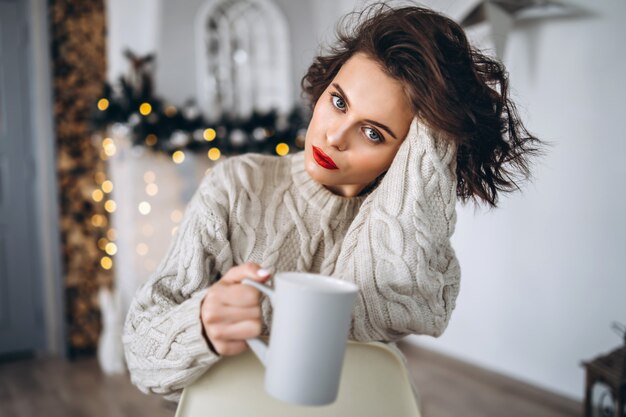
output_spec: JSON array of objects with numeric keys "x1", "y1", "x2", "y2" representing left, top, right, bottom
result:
[{"x1": 459, "y1": 0, "x2": 584, "y2": 60}]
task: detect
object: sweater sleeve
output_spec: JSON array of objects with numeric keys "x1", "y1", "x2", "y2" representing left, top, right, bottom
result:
[
  {"x1": 333, "y1": 117, "x2": 461, "y2": 342},
  {"x1": 122, "y1": 161, "x2": 234, "y2": 401}
]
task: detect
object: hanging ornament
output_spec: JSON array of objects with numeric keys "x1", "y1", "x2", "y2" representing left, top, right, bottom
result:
[
  {"x1": 460, "y1": 0, "x2": 585, "y2": 60},
  {"x1": 276, "y1": 112, "x2": 289, "y2": 131},
  {"x1": 183, "y1": 104, "x2": 201, "y2": 120},
  {"x1": 170, "y1": 130, "x2": 190, "y2": 148},
  {"x1": 192, "y1": 129, "x2": 205, "y2": 142},
  {"x1": 252, "y1": 127, "x2": 267, "y2": 142},
  {"x1": 128, "y1": 113, "x2": 141, "y2": 126},
  {"x1": 229, "y1": 129, "x2": 247, "y2": 147}
]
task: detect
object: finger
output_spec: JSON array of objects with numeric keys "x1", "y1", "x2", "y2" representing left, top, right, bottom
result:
[
  {"x1": 212, "y1": 340, "x2": 248, "y2": 357},
  {"x1": 221, "y1": 284, "x2": 265, "y2": 307},
  {"x1": 202, "y1": 282, "x2": 262, "y2": 310},
  {"x1": 220, "y1": 262, "x2": 271, "y2": 285},
  {"x1": 212, "y1": 320, "x2": 262, "y2": 341},
  {"x1": 201, "y1": 304, "x2": 261, "y2": 325}
]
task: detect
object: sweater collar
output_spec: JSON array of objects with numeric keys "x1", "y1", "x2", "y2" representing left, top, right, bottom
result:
[{"x1": 289, "y1": 150, "x2": 368, "y2": 220}]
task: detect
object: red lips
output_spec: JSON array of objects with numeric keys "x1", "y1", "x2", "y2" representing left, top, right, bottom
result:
[{"x1": 312, "y1": 146, "x2": 338, "y2": 170}]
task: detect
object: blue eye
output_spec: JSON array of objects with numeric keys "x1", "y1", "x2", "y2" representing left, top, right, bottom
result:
[
  {"x1": 364, "y1": 127, "x2": 383, "y2": 143},
  {"x1": 331, "y1": 94, "x2": 346, "y2": 110}
]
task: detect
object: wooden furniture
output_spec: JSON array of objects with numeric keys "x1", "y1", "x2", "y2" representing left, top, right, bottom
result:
[{"x1": 582, "y1": 345, "x2": 626, "y2": 417}]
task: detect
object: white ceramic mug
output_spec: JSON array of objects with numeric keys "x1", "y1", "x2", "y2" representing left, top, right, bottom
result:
[{"x1": 241, "y1": 272, "x2": 358, "y2": 406}]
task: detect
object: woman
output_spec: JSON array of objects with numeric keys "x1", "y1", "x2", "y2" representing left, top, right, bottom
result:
[{"x1": 123, "y1": 4, "x2": 542, "y2": 401}]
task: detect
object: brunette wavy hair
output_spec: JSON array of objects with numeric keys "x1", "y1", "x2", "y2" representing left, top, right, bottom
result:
[{"x1": 301, "y1": 3, "x2": 545, "y2": 208}]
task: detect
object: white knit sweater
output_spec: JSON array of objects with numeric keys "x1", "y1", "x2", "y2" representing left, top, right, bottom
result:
[{"x1": 122, "y1": 118, "x2": 461, "y2": 401}]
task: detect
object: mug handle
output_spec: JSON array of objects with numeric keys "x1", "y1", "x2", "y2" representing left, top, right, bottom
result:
[{"x1": 241, "y1": 278, "x2": 275, "y2": 367}]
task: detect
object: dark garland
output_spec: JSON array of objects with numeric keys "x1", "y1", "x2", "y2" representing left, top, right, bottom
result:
[{"x1": 90, "y1": 58, "x2": 310, "y2": 158}]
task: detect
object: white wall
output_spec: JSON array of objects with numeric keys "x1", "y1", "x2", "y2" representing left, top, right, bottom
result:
[
  {"x1": 106, "y1": 0, "x2": 319, "y2": 109},
  {"x1": 105, "y1": 0, "x2": 626, "y2": 402},
  {"x1": 410, "y1": 0, "x2": 626, "y2": 402},
  {"x1": 105, "y1": 0, "x2": 162, "y2": 85}
]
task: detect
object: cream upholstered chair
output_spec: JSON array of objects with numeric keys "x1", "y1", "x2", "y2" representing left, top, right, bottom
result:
[{"x1": 175, "y1": 340, "x2": 421, "y2": 417}]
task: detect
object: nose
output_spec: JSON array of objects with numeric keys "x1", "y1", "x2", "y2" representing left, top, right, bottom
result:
[{"x1": 326, "y1": 119, "x2": 350, "y2": 151}]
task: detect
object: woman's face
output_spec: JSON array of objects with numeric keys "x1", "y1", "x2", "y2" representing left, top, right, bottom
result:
[{"x1": 304, "y1": 52, "x2": 414, "y2": 197}]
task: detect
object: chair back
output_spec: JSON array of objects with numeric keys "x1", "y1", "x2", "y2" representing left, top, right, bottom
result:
[{"x1": 175, "y1": 340, "x2": 421, "y2": 417}]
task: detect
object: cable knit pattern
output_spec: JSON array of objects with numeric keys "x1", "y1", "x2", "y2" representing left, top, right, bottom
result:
[
  {"x1": 333, "y1": 117, "x2": 461, "y2": 341},
  {"x1": 123, "y1": 117, "x2": 460, "y2": 400}
]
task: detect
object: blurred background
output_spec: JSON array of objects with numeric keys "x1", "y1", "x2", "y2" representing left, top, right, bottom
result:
[{"x1": 1, "y1": 0, "x2": 625, "y2": 416}]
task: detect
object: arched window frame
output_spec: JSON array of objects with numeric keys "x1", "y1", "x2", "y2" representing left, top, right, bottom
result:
[{"x1": 195, "y1": 0, "x2": 293, "y2": 121}]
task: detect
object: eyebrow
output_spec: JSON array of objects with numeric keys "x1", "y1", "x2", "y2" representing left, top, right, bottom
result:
[{"x1": 332, "y1": 83, "x2": 399, "y2": 140}]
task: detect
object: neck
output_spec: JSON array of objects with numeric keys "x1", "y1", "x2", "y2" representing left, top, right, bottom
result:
[
  {"x1": 322, "y1": 184, "x2": 365, "y2": 198},
  {"x1": 322, "y1": 175, "x2": 384, "y2": 198}
]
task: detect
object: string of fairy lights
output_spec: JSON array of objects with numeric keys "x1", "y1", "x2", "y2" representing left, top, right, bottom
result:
[
  {"x1": 91, "y1": 170, "x2": 116, "y2": 271},
  {"x1": 91, "y1": 141, "x2": 192, "y2": 274},
  {"x1": 90, "y1": 73, "x2": 310, "y2": 273},
  {"x1": 91, "y1": 138, "x2": 175, "y2": 274},
  {"x1": 92, "y1": 93, "x2": 308, "y2": 161}
]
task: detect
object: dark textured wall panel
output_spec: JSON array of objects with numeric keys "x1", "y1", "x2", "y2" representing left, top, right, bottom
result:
[{"x1": 50, "y1": 0, "x2": 111, "y2": 356}]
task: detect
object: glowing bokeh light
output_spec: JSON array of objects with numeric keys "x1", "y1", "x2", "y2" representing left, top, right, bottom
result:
[
  {"x1": 102, "y1": 180, "x2": 113, "y2": 193},
  {"x1": 208, "y1": 148, "x2": 221, "y2": 161},
  {"x1": 101, "y1": 256, "x2": 113, "y2": 270},
  {"x1": 203, "y1": 128, "x2": 217, "y2": 141},
  {"x1": 138, "y1": 201, "x2": 151, "y2": 215},
  {"x1": 97, "y1": 98, "x2": 109, "y2": 111},
  {"x1": 172, "y1": 150, "x2": 185, "y2": 164},
  {"x1": 276, "y1": 143, "x2": 289, "y2": 156},
  {"x1": 139, "y1": 102, "x2": 152, "y2": 116}
]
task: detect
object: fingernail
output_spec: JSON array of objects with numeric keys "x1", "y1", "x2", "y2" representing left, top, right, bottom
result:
[{"x1": 257, "y1": 269, "x2": 270, "y2": 277}]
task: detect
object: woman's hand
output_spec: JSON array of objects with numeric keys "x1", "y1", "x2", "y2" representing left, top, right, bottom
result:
[{"x1": 200, "y1": 262, "x2": 271, "y2": 356}]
